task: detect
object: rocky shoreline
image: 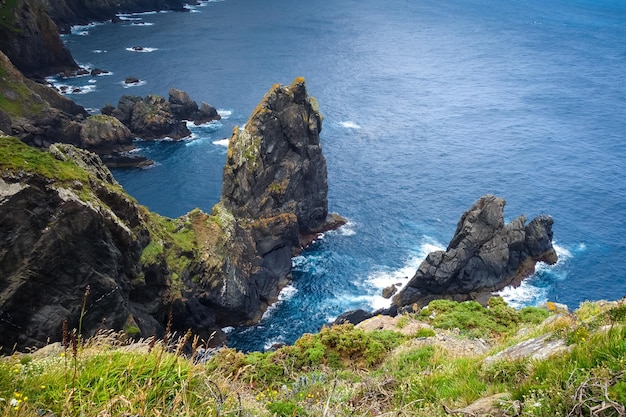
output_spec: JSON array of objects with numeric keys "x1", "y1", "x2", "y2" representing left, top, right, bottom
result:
[{"x1": 1, "y1": 1, "x2": 559, "y2": 353}]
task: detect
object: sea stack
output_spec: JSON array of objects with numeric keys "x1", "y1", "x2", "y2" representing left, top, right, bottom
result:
[
  {"x1": 393, "y1": 194, "x2": 558, "y2": 309},
  {"x1": 197, "y1": 77, "x2": 345, "y2": 324}
]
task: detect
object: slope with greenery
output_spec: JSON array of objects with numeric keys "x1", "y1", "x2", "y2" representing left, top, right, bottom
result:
[{"x1": 1, "y1": 297, "x2": 624, "y2": 416}]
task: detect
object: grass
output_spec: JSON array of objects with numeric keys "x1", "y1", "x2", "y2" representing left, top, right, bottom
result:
[
  {"x1": 1, "y1": 297, "x2": 624, "y2": 416},
  {"x1": 0, "y1": 136, "x2": 88, "y2": 183}
]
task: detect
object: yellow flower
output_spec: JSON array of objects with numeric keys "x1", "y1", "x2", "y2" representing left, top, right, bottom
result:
[{"x1": 40, "y1": 385, "x2": 46, "y2": 389}]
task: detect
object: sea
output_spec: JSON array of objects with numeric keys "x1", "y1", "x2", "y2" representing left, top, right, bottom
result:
[{"x1": 51, "y1": 0, "x2": 626, "y2": 352}]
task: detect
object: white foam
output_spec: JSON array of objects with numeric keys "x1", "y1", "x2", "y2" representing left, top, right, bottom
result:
[
  {"x1": 339, "y1": 121, "x2": 361, "y2": 129},
  {"x1": 88, "y1": 79, "x2": 97, "y2": 84},
  {"x1": 497, "y1": 281, "x2": 547, "y2": 309},
  {"x1": 125, "y1": 47, "x2": 158, "y2": 53},
  {"x1": 363, "y1": 236, "x2": 446, "y2": 310},
  {"x1": 129, "y1": 22, "x2": 155, "y2": 26},
  {"x1": 217, "y1": 109, "x2": 232, "y2": 119},
  {"x1": 261, "y1": 285, "x2": 298, "y2": 320},
  {"x1": 498, "y1": 241, "x2": 583, "y2": 308},
  {"x1": 59, "y1": 84, "x2": 96, "y2": 95},
  {"x1": 263, "y1": 337, "x2": 285, "y2": 351},
  {"x1": 212, "y1": 138, "x2": 230, "y2": 147},
  {"x1": 121, "y1": 80, "x2": 147, "y2": 88},
  {"x1": 116, "y1": 14, "x2": 143, "y2": 21},
  {"x1": 221, "y1": 326, "x2": 234, "y2": 334},
  {"x1": 92, "y1": 49, "x2": 107, "y2": 54}
]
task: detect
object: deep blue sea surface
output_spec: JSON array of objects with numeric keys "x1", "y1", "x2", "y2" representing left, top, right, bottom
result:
[{"x1": 54, "y1": 0, "x2": 626, "y2": 351}]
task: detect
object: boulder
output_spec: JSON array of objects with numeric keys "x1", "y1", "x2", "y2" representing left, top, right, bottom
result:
[
  {"x1": 80, "y1": 114, "x2": 134, "y2": 151},
  {"x1": 393, "y1": 195, "x2": 558, "y2": 309}
]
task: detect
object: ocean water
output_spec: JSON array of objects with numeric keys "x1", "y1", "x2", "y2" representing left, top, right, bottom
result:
[{"x1": 54, "y1": 0, "x2": 626, "y2": 351}]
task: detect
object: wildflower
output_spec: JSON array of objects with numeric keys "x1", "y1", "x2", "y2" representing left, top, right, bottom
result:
[{"x1": 40, "y1": 385, "x2": 46, "y2": 389}]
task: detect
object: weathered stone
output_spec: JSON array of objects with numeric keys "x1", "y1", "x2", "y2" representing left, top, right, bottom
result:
[
  {"x1": 79, "y1": 114, "x2": 134, "y2": 151},
  {"x1": 484, "y1": 333, "x2": 573, "y2": 365},
  {"x1": 393, "y1": 195, "x2": 557, "y2": 309}
]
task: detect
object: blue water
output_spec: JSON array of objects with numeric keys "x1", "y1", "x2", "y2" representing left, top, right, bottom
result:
[{"x1": 54, "y1": 0, "x2": 626, "y2": 351}]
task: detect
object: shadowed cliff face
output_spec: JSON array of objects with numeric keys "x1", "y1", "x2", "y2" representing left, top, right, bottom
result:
[
  {"x1": 393, "y1": 195, "x2": 558, "y2": 309},
  {"x1": 0, "y1": 0, "x2": 78, "y2": 78}
]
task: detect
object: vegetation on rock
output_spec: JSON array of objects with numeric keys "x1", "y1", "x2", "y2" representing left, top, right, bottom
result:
[{"x1": 0, "y1": 297, "x2": 624, "y2": 416}]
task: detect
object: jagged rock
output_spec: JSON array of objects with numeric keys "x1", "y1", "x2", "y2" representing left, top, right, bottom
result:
[
  {"x1": 130, "y1": 94, "x2": 190, "y2": 139},
  {"x1": 190, "y1": 78, "x2": 345, "y2": 325},
  {"x1": 0, "y1": 0, "x2": 78, "y2": 78},
  {"x1": 393, "y1": 195, "x2": 558, "y2": 309},
  {"x1": 0, "y1": 51, "x2": 86, "y2": 148},
  {"x1": 125, "y1": 76, "x2": 141, "y2": 84},
  {"x1": 168, "y1": 88, "x2": 199, "y2": 119},
  {"x1": 0, "y1": 138, "x2": 221, "y2": 353},
  {"x1": 168, "y1": 88, "x2": 221, "y2": 124},
  {"x1": 222, "y1": 77, "x2": 338, "y2": 234},
  {"x1": 382, "y1": 284, "x2": 398, "y2": 299}
]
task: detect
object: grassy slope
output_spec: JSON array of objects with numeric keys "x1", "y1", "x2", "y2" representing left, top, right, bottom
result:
[{"x1": 1, "y1": 298, "x2": 624, "y2": 417}]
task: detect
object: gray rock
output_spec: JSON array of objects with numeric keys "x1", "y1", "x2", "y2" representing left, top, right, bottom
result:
[{"x1": 393, "y1": 195, "x2": 558, "y2": 308}]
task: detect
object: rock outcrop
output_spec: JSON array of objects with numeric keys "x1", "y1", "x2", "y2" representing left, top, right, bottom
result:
[
  {"x1": 0, "y1": 51, "x2": 150, "y2": 166},
  {"x1": 393, "y1": 195, "x2": 558, "y2": 309},
  {"x1": 101, "y1": 89, "x2": 221, "y2": 140},
  {"x1": 43, "y1": 0, "x2": 187, "y2": 34},
  {"x1": 0, "y1": 0, "x2": 79, "y2": 78},
  {"x1": 0, "y1": 78, "x2": 344, "y2": 352},
  {"x1": 192, "y1": 78, "x2": 345, "y2": 325}
]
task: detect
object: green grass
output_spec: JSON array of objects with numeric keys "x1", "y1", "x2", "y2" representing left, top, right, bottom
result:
[{"x1": 0, "y1": 136, "x2": 88, "y2": 182}]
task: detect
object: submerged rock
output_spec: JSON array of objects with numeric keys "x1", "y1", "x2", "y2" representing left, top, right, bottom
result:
[{"x1": 393, "y1": 195, "x2": 558, "y2": 309}]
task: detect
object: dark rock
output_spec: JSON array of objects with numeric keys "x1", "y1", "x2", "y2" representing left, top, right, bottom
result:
[
  {"x1": 192, "y1": 78, "x2": 345, "y2": 326},
  {"x1": 125, "y1": 76, "x2": 141, "y2": 84},
  {"x1": 393, "y1": 195, "x2": 558, "y2": 309},
  {"x1": 90, "y1": 68, "x2": 109, "y2": 76},
  {"x1": 0, "y1": 0, "x2": 78, "y2": 78},
  {"x1": 168, "y1": 88, "x2": 198, "y2": 119},
  {"x1": 130, "y1": 94, "x2": 190, "y2": 139},
  {"x1": 382, "y1": 284, "x2": 398, "y2": 299},
  {"x1": 334, "y1": 309, "x2": 373, "y2": 326}
]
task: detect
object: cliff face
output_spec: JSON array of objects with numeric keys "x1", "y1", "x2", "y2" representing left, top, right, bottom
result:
[
  {"x1": 0, "y1": 78, "x2": 343, "y2": 352},
  {"x1": 393, "y1": 195, "x2": 558, "y2": 309},
  {"x1": 0, "y1": 0, "x2": 78, "y2": 78},
  {"x1": 43, "y1": 0, "x2": 187, "y2": 33}
]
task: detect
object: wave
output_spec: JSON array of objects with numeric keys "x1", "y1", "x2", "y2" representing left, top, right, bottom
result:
[
  {"x1": 70, "y1": 22, "x2": 102, "y2": 36},
  {"x1": 261, "y1": 285, "x2": 298, "y2": 320},
  {"x1": 125, "y1": 47, "x2": 158, "y2": 53},
  {"x1": 129, "y1": 22, "x2": 155, "y2": 26},
  {"x1": 497, "y1": 241, "x2": 584, "y2": 309},
  {"x1": 338, "y1": 120, "x2": 361, "y2": 129},
  {"x1": 217, "y1": 109, "x2": 232, "y2": 119},
  {"x1": 92, "y1": 49, "x2": 107, "y2": 54},
  {"x1": 55, "y1": 84, "x2": 97, "y2": 95},
  {"x1": 364, "y1": 236, "x2": 446, "y2": 310},
  {"x1": 212, "y1": 138, "x2": 230, "y2": 147}
]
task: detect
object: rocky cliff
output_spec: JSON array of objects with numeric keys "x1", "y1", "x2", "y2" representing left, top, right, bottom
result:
[
  {"x1": 0, "y1": 78, "x2": 344, "y2": 352},
  {"x1": 195, "y1": 78, "x2": 345, "y2": 324},
  {"x1": 393, "y1": 194, "x2": 558, "y2": 309},
  {"x1": 0, "y1": 0, "x2": 78, "y2": 78},
  {"x1": 0, "y1": 0, "x2": 187, "y2": 78}
]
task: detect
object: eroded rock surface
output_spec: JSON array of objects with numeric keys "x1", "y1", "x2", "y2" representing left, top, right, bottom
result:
[{"x1": 393, "y1": 195, "x2": 557, "y2": 309}]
